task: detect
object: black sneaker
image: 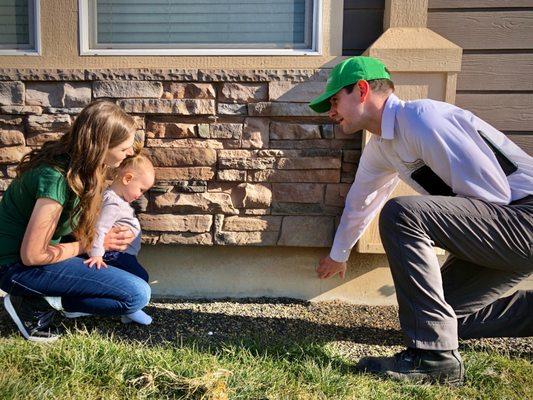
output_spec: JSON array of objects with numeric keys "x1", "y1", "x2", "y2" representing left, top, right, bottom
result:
[
  {"x1": 3, "y1": 294, "x2": 60, "y2": 342},
  {"x1": 355, "y1": 347, "x2": 464, "y2": 385}
]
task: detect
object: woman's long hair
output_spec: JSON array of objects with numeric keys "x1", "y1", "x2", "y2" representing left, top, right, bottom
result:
[{"x1": 17, "y1": 100, "x2": 136, "y2": 251}]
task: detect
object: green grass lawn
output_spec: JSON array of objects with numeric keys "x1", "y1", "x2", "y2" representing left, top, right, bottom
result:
[{"x1": 0, "y1": 330, "x2": 531, "y2": 400}]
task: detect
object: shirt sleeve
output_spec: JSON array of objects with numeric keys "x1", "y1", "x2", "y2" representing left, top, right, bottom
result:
[
  {"x1": 407, "y1": 109, "x2": 511, "y2": 204},
  {"x1": 330, "y1": 137, "x2": 399, "y2": 262},
  {"x1": 89, "y1": 199, "x2": 121, "y2": 257},
  {"x1": 35, "y1": 167, "x2": 69, "y2": 206}
]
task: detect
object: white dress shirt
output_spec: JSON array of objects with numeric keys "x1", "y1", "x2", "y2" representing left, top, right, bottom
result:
[{"x1": 330, "y1": 93, "x2": 533, "y2": 262}]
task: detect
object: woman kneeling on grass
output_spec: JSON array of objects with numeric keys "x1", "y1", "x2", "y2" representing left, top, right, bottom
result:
[{"x1": 0, "y1": 100, "x2": 151, "y2": 342}]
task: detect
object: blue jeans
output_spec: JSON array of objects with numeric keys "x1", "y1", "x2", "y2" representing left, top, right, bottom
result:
[
  {"x1": 103, "y1": 251, "x2": 149, "y2": 282},
  {"x1": 0, "y1": 257, "x2": 150, "y2": 316}
]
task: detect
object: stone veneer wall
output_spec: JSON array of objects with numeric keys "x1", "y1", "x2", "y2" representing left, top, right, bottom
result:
[{"x1": 0, "y1": 69, "x2": 361, "y2": 249}]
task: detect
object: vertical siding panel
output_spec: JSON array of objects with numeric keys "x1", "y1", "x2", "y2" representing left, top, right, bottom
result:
[{"x1": 428, "y1": 4, "x2": 533, "y2": 154}]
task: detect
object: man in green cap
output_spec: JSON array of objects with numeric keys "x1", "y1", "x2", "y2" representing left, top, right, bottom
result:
[{"x1": 310, "y1": 56, "x2": 533, "y2": 384}]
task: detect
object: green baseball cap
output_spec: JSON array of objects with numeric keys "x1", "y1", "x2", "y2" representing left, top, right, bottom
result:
[{"x1": 309, "y1": 56, "x2": 390, "y2": 113}]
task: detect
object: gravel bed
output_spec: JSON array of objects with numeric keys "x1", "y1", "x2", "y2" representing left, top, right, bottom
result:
[{"x1": 1, "y1": 297, "x2": 531, "y2": 361}]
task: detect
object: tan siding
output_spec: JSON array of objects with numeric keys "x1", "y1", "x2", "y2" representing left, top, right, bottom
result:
[
  {"x1": 459, "y1": 54, "x2": 533, "y2": 91},
  {"x1": 429, "y1": 0, "x2": 533, "y2": 8},
  {"x1": 429, "y1": 11, "x2": 533, "y2": 50},
  {"x1": 428, "y1": 4, "x2": 533, "y2": 154},
  {"x1": 506, "y1": 133, "x2": 533, "y2": 156},
  {"x1": 456, "y1": 93, "x2": 533, "y2": 132}
]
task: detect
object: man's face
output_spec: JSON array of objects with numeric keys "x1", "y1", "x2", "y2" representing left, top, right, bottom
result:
[{"x1": 328, "y1": 86, "x2": 365, "y2": 134}]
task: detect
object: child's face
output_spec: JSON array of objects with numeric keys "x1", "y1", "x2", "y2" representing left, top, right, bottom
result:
[{"x1": 121, "y1": 169, "x2": 155, "y2": 203}]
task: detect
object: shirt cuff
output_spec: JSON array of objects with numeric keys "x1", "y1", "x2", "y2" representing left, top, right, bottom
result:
[
  {"x1": 329, "y1": 246, "x2": 351, "y2": 263},
  {"x1": 89, "y1": 248, "x2": 105, "y2": 257}
]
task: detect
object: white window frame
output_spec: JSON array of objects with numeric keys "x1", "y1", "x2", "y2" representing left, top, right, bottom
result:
[
  {"x1": 0, "y1": 0, "x2": 41, "y2": 56},
  {"x1": 79, "y1": 0, "x2": 323, "y2": 56}
]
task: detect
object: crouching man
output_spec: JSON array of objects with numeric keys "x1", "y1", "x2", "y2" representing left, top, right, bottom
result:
[{"x1": 310, "y1": 56, "x2": 533, "y2": 384}]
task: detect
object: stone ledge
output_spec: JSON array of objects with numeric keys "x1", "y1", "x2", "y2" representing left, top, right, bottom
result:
[
  {"x1": 0, "y1": 69, "x2": 86, "y2": 81},
  {"x1": 0, "y1": 68, "x2": 330, "y2": 82}
]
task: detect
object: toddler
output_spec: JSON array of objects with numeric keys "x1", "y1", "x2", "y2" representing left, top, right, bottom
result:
[{"x1": 84, "y1": 151, "x2": 155, "y2": 325}]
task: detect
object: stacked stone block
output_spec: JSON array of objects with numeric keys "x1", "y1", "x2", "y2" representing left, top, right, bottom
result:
[{"x1": 0, "y1": 69, "x2": 362, "y2": 248}]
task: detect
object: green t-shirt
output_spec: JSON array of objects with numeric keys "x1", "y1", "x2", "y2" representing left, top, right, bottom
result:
[{"x1": 0, "y1": 159, "x2": 79, "y2": 266}]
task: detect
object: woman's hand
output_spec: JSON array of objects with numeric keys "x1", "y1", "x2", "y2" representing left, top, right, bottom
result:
[{"x1": 103, "y1": 226, "x2": 135, "y2": 251}]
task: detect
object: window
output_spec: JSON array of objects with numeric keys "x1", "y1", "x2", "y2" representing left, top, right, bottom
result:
[
  {"x1": 79, "y1": 0, "x2": 322, "y2": 55},
  {"x1": 0, "y1": 0, "x2": 40, "y2": 55}
]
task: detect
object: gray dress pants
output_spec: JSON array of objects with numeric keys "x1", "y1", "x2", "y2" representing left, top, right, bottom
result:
[{"x1": 379, "y1": 194, "x2": 533, "y2": 350}]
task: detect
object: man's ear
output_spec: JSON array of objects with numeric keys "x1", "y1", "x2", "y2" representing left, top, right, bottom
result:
[
  {"x1": 357, "y1": 80, "x2": 370, "y2": 102},
  {"x1": 122, "y1": 172, "x2": 134, "y2": 185}
]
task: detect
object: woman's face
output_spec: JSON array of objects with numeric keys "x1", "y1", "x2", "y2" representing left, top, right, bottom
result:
[{"x1": 104, "y1": 132, "x2": 136, "y2": 167}]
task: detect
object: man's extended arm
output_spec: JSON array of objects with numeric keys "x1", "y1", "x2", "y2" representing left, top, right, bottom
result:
[{"x1": 318, "y1": 137, "x2": 398, "y2": 278}]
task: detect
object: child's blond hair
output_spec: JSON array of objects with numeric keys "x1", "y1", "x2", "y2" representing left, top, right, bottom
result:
[{"x1": 114, "y1": 142, "x2": 154, "y2": 178}]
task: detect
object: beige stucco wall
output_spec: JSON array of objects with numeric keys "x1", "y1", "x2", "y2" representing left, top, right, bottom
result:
[
  {"x1": 140, "y1": 246, "x2": 398, "y2": 304},
  {"x1": 0, "y1": 0, "x2": 344, "y2": 70},
  {"x1": 138, "y1": 246, "x2": 533, "y2": 303}
]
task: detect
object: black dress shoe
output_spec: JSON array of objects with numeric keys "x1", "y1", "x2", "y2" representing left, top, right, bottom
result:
[
  {"x1": 355, "y1": 347, "x2": 464, "y2": 385},
  {"x1": 4, "y1": 294, "x2": 60, "y2": 343}
]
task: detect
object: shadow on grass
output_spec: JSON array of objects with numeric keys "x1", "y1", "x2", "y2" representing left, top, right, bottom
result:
[
  {"x1": 0, "y1": 297, "x2": 402, "y2": 356},
  {"x1": 1, "y1": 297, "x2": 530, "y2": 362}
]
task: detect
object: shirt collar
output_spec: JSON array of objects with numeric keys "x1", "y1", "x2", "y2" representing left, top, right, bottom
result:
[{"x1": 380, "y1": 93, "x2": 402, "y2": 140}]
